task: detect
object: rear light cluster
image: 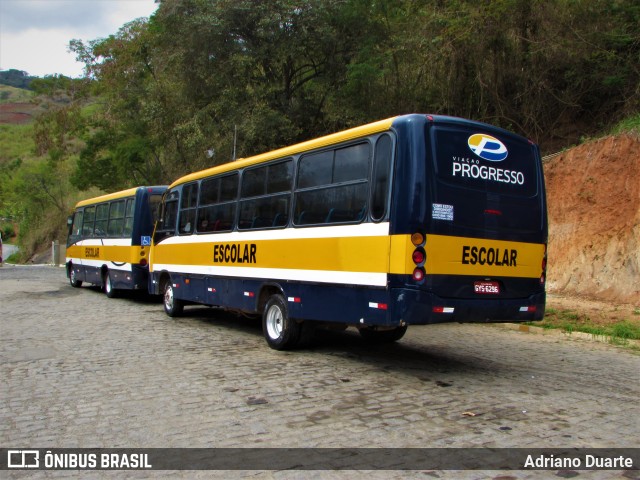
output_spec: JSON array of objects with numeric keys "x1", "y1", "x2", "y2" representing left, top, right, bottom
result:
[
  {"x1": 411, "y1": 232, "x2": 426, "y2": 282},
  {"x1": 140, "y1": 247, "x2": 148, "y2": 267},
  {"x1": 540, "y1": 244, "x2": 547, "y2": 285}
]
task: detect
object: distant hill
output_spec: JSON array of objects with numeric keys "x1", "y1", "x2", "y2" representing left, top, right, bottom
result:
[{"x1": 0, "y1": 69, "x2": 36, "y2": 89}]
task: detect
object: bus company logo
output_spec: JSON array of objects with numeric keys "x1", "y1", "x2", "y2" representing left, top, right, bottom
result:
[
  {"x1": 8, "y1": 450, "x2": 39, "y2": 468},
  {"x1": 467, "y1": 134, "x2": 508, "y2": 162}
]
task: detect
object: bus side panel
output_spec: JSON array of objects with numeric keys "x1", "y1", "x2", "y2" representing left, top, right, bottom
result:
[
  {"x1": 110, "y1": 263, "x2": 149, "y2": 290},
  {"x1": 170, "y1": 274, "x2": 206, "y2": 303},
  {"x1": 166, "y1": 271, "x2": 395, "y2": 326},
  {"x1": 253, "y1": 280, "x2": 392, "y2": 326}
]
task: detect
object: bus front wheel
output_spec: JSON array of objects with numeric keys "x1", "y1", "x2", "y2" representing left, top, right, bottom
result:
[
  {"x1": 69, "y1": 264, "x2": 82, "y2": 288},
  {"x1": 163, "y1": 280, "x2": 184, "y2": 317},
  {"x1": 104, "y1": 270, "x2": 117, "y2": 298},
  {"x1": 262, "y1": 294, "x2": 301, "y2": 350}
]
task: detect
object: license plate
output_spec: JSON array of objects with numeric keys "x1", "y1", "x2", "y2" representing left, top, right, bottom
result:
[{"x1": 474, "y1": 281, "x2": 500, "y2": 294}]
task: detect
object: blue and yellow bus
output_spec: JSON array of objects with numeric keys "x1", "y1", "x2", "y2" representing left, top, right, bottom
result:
[
  {"x1": 149, "y1": 114, "x2": 547, "y2": 349},
  {"x1": 66, "y1": 186, "x2": 166, "y2": 296}
]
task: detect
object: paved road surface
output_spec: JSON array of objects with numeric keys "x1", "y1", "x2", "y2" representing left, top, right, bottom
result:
[{"x1": 1, "y1": 266, "x2": 638, "y2": 479}]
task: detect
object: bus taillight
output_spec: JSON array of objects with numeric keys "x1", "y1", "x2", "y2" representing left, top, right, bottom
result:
[
  {"x1": 412, "y1": 267, "x2": 425, "y2": 282},
  {"x1": 411, "y1": 232, "x2": 425, "y2": 246},
  {"x1": 411, "y1": 232, "x2": 426, "y2": 282},
  {"x1": 140, "y1": 258, "x2": 148, "y2": 267}
]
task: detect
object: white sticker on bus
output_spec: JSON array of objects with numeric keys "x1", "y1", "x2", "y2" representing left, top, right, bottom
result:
[{"x1": 432, "y1": 203, "x2": 454, "y2": 221}]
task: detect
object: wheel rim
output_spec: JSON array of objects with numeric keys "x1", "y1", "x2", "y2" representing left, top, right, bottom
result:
[
  {"x1": 70, "y1": 269, "x2": 76, "y2": 284},
  {"x1": 164, "y1": 284, "x2": 174, "y2": 310},
  {"x1": 105, "y1": 275, "x2": 112, "y2": 293},
  {"x1": 265, "y1": 304, "x2": 283, "y2": 340}
]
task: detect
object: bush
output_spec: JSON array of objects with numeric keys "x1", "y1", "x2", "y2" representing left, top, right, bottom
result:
[{"x1": 2, "y1": 223, "x2": 16, "y2": 240}]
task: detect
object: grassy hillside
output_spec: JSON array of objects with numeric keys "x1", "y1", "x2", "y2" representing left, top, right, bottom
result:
[
  {"x1": 0, "y1": 85, "x2": 34, "y2": 103},
  {"x1": 0, "y1": 123, "x2": 35, "y2": 160}
]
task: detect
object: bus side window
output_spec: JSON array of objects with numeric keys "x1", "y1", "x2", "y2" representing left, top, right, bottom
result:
[
  {"x1": 179, "y1": 183, "x2": 199, "y2": 235},
  {"x1": 371, "y1": 134, "x2": 393, "y2": 221},
  {"x1": 94, "y1": 204, "x2": 109, "y2": 237},
  {"x1": 197, "y1": 173, "x2": 238, "y2": 233},
  {"x1": 82, "y1": 206, "x2": 95, "y2": 237},
  {"x1": 107, "y1": 200, "x2": 126, "y2": 237},
  {"x1": 149, "y1": 195, "x2": 163, "y2": 224},
  {"x1": 294, "y1": 143, "x2": 369, "y2": 226},
  {"x1": 123, "y1": 198, "x2": 135, "y2": 237},
  {"x1": 155, "y1": 198, "x2": 178, "y2": 243},
  {"x1": 239, "y1": 159, "x2": 292, "y2": 230}
]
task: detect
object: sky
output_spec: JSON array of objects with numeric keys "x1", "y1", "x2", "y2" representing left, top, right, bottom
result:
[{"x1": 0, "y1": 0, "x2": 159, "y2": 78}]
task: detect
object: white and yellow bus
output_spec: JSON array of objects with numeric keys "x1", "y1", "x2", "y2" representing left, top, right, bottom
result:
[
  {"x1": 66, "y1": 186, "x2": 166, "y2": 296},
  {"x1": 149, "y1": 114, "x2": 547, "y2": 349}
]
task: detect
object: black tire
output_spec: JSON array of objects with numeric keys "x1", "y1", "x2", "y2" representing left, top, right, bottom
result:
[
  {"x1": 359, "y1": 325, "x2": 408, "y2": 343},
  {"x1": 262, "y1": 294, "x2": 301, "y2": 350},
  {"x1": 68, "y1": 264, "x2": 82, "y2": 288},
  {"x1": 163, "y1": 279, "x2": 184, "y2": 317},
  {"x1": 104, "y1": 270, "x2": 117, "y2": 298}
]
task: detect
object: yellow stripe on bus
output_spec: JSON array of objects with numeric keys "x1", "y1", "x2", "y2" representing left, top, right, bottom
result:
[
  {"x1": 151, "y1": 232, "x2": 544, "y2": 279},
  {"x1": 390, "y1": 234, "x2": 545, "y2": 278},
  {"x1": 153, "y1": 236, "x2": 391, "y2": 273},
  {"x1": 66, "y1": 244, "x2": 148, "y2": 264}
]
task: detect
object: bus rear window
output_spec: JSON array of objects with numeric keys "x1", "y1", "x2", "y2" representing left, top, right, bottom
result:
[{"x1": 432, "y1": 127, "x2": 538, "y2": 197}]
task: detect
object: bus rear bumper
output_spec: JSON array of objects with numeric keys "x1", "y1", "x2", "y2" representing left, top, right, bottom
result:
[{"x1": 393, "y1": 288, "x2": 546, "y2": 325}]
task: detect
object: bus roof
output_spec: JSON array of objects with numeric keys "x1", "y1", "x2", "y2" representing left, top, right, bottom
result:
[
  {"x1": 74, "y1": 186, "x2": 166, "y2": 208},
  {"x1": 169, "y1": 116, "x2": 398, "y2": 188}
]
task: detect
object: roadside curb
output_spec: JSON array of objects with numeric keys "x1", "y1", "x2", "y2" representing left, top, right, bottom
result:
[{"x1": 495, "y1": 322, "x2": 640, "y2": 349}]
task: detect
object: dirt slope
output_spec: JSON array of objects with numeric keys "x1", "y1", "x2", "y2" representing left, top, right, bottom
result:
[
  {"x1": 544, "y1": 133, "x2": 640, "y2": 304},
  {"x1": 0, "y1": 102, "x2": 39, "y2": 124}
]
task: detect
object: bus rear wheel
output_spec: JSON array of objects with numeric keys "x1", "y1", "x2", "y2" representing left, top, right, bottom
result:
[
  {"x1": 262, "y1": 294, "x2": 301, "y2": 350},
  {"x1": 163, "y1": 279, "x2": 184, "y2": 317},
  {"x1": 359, "y1": 325, "x2": 407, "y2": 343}
]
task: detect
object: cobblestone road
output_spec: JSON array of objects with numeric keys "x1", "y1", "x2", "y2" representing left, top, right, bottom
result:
[{"x1": 1, "y1": 266, "x2": 638, "y2": 479}]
